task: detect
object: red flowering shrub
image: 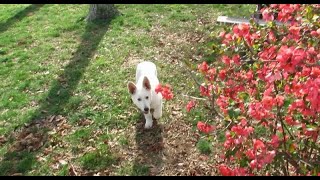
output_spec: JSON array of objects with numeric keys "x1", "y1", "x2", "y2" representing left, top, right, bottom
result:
[{"x1": 188, "y1": 4, "x2": 320, "y2": 175}]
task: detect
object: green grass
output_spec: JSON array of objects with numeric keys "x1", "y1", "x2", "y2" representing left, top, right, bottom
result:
[
  {"x1": 0, "y1": 151, "x2": 36, "y2": 176},
  {"x1": 117, "y1": 162, "x2": 150, "y2": 176},
  {"x1": 197, "y1": 139, "x2": 212, "y2": 154},
  {"x1": 80, "y1": 145, "x2": 118, "y2": 171},
  {"x1": 0, "y1": 4, "x2": 255, "y2": 175}
]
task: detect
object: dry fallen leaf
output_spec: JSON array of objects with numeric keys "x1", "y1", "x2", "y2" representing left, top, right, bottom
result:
[
  {"x1": 49, "y1": 115, "x2": 56, "y2": 122},
  {"x1": 0, "y1": 135, "x2": 7, "y2": 145},
  {"x1": 78, "y1": 119, "x2": 93, "y2": 126},
  {"x1": 11, "y1": 173, "x2": 23, "y2": 176},
  {"x1": 69, "y1": 165, "x2": 78, "y2": 176},
  {"x1": 59, "y1": 160, "x2": 68, "y2": 165}
]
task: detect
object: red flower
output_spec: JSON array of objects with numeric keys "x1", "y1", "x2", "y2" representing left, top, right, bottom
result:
[
  {"x1": 253, "y1": 139, "x2": 266, "y2": 151},
  {"x1": 218, "y1": 165, "x2": 233, "y2": 176},
  {"x1": 275, "y1": 95, "x2": 285, "y2": 106},
  {"x1": 232, "y1": 54, "x2": 241, "y2": 65},
  {"x1": 207, "y1": 68, "x2": 216, "y2": 81},
  {"x1": 261, "y1": 95, "x2": 274, "y2": 109},
  {"x1": 270, "y1": 4, "x2": 278, "y2": 8},
  {"x1": 261, "y1": 8, "x2": 274, "y2": 21},
  {"x1": 246, "y1": 70, "x2": 254, "y2": 80},
  {"x1": 246, "y1": 149, "x2": 255, "y2": 160},
  {"x1": 233, "y1": 23, "x2": 250, "y2": 38},
  {"x1": 200, "y1": 84, "x2": 211, "y2": 97},
  {"x1": 222, "y1": 55, "x2": 231, "y2": 66},
  {"x1": 263, "y1": 150, "x2": 276, "y2": 164},
  {"x1": 268, "y1": 31, "x2": 276, "y2": 42},
  {"x1": 289, "y1": 26, "x2": 300, "y2": 38},
  {"x1": 197, "y1": 121, "x2": 215, "y2": 134},
  {"x1": 311, "y1": 31, "x2": 318, "y2": 36},
  {"x1": 270, "y1": 135, "x2": 280, "y2": 148},
  {"x1": 291, "y1": 48, "x2": 306, "y2": 66},
  {"x1": 219, "y1": 31, "x2": 226, "y2": 38},
  {"x1": 276, "y1": 45, "x2": 294, "y2": 67},
  {"x1": 259, "y1": 46, "x2": 277, "y2": 61},
  {"x1": 218, "y1": 69, "x2": 227, "y2": 80},
  {"x1": 186, "y1": 100, "x2": 196, "y2": 112},
  {"x1": 250, "y1": 160, "x2": 257, "y2": 169},
  {"x1": 198, "y1": 61, "x2": 209, "y2": 73},
  {"x1": 155, "y1": 84, "x2": 173, "y2": 100}
]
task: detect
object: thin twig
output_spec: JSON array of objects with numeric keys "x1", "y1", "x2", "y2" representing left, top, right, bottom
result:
[
  {"x1": 274, "y1": 81, "x2": 289, "y2": 175},
  {"x1": 210, "y1": 94, "x2": 224, "y2": 118},
  {"x1": 241, "y1": 59, "x2": 277, "y2": 63},
  {"x1": 243, "y1": 38, "x2": 255, "y2": 57},
  {"x1": 308, "y1": 132, "x2": 319, "y2": 162},
  {"x1": 188, "y1": 71, "x2": 202, "y2": 87},
  {"x1": 279, "y1": 151, "x2": 302, "y2": 175},
  {"x1": 305, "y1": 62, "x2": 320, "y2": 67},
  {"x1": 299, "y1": 159, "x2": 314, "y2": 168},
  {"x1": 182, "y1": 94, "x2": 207, "y2": 101},
  {"x1": 182, "y1": 60, "x2": 202, "y2": 87},
  {"x1": 282, "y1": 122, "x2": 295, "y2": 140},
  {"x1": 213, "y1": 121, "x2": 232, "y2": 136}
]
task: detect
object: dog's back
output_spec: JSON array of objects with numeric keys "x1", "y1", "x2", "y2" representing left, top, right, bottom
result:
[{"x1": 136, "y1": 61, "x2": 159, "y2": 87}]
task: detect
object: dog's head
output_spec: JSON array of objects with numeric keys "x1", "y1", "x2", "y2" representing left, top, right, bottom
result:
[{"x1": 128, "y1": 76, "x2": 152, "y2": 114}]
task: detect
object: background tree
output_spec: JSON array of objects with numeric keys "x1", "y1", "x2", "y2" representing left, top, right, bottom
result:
[{"x1": 87, "y1": 4, "x2": 119, "y2": 21}]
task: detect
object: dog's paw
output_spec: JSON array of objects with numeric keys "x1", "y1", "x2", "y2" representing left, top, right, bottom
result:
[{"x1": 144, "y1": 122, "x2": 153, "y2": 129}]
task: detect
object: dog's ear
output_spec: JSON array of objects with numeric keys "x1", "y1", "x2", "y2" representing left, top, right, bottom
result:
[
  {"x1": 128, "y1": 81, "x2": 136, "y2": 95},
  {"x1": 143, "y1": 76, "x2": 151, "y2": 90}
]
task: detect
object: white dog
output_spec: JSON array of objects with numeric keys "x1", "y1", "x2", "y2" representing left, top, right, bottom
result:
[{"x1": 127, "y1": 61, "x2": 163, "y2": 129}]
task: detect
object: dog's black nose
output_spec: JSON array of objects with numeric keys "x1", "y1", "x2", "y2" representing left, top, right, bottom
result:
[{"x1": 144, "y1": 107, "x2": 149, "y2": 112}]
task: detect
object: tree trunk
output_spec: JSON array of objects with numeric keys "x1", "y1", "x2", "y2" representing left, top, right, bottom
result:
[{"x1": 87, "y1": 4, "x2": 118, "y2": 21}]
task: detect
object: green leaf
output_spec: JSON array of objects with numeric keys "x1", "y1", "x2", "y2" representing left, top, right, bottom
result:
[
  {"x1": 306, "y1": 6, "x2": 314, "y2": 20},
  {"x1": 238, "y1": 92, "x2": 249, "y2": 102},
  {"x1": 225, "y1": 147, "x2": 238, "y2": 158},
  {"x1": 228, "y1": 107, "x2": 241, "y2": 119},
  {"x1": 267, "y1": 21, "x2": 274, "y2": 28},
  {"x1": 239, "y1": 157, "x2": 249, "y2": 167},
  {"x1": 252, "y1": 43, "x2": 260, "y2": 51},
  {"x1": 306, "y1": 124, "x2": 318, "y2": 131},
  {"x1": 283, "y1": 98, "x2": 293, "y2": 109},
  {"x1": 252, "y1": 62, "x2": 259, "y2": 71},
  {"x1": 237, "y1": 37, "x2": 242, "y2": 44},
  {"x1": 229, "y1": 99, "x2": 236, "y2": 106},
  {"x1": 289, "y1": 143, "x2": 296, "y2": 153}
]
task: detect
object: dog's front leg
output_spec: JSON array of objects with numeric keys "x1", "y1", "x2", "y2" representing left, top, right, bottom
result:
[
  {"x1": 153, "y1": 105, "x2": 162, "y2": 120},
  {"x1": 144, "y1": 113, "x2": 153, "y2": 129}
]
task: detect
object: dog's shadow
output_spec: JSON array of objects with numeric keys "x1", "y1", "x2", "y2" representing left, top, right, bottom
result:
[{"x1": 131, "y1": 113, "x2": 164, "y2": 176}]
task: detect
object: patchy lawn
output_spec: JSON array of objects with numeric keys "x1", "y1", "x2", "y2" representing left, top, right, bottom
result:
[{"x1": 0, "y1": 4, "x2": 255, "y2": 175}]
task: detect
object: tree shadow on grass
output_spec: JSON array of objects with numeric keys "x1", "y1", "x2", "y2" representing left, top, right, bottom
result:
[
  {"x1": 0, "y1": 17, "x2": 115, "y2": 175},
  {"x1": 0, "y1": 4, "x2": 44, "y2": 34}
]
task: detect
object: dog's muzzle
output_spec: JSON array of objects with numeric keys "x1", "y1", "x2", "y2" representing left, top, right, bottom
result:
[{"x1": 143, "y1": 107, "x2": 149, "y2": 114}]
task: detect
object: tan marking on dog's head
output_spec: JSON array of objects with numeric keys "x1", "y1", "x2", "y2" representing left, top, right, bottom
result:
[
  {"x1": 128, "y1": 81, "x2": 136, "y2": 95},
  {"x1": 143, "y1": 76, "x2": 151, "y2": 90}
]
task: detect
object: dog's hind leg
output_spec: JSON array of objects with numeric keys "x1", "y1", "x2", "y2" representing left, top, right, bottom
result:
[{"x1": 144, "y1": 113, "x2": 153, "y2": 129}]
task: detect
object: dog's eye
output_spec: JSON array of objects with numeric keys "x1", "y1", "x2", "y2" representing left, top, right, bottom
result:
[
  {"x1": 137, "y1": 98, "x2": 141, "y2": 101},
  {"x1": 145, "y1": 96, "x2": 148, "y2": 99}
]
